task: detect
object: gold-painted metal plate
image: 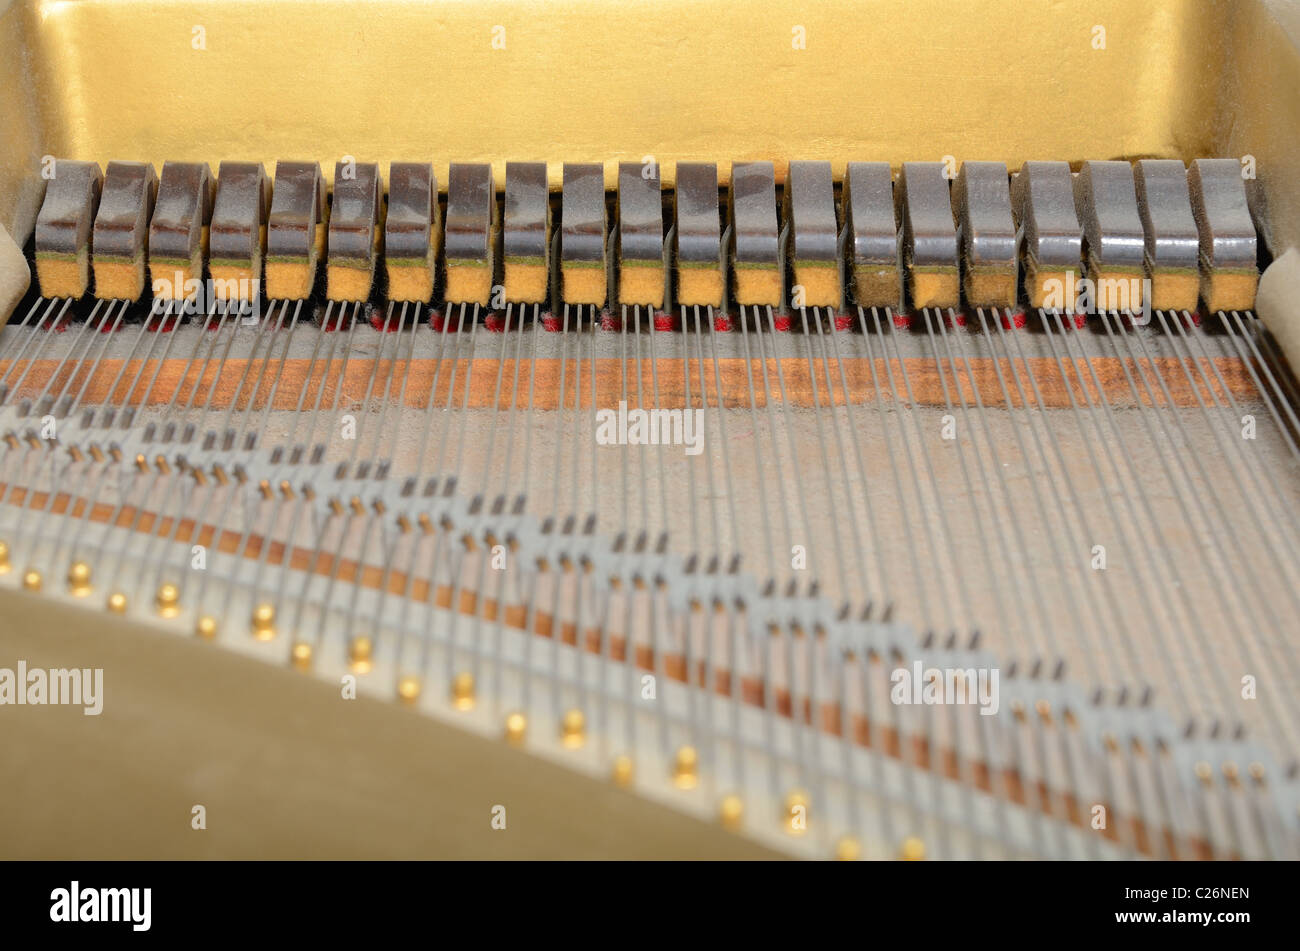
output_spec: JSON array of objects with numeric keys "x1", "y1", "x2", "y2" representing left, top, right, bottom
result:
[
  {"x1": 0, "y1": 0, "x2": 1295, "y2": 249},
  {"x1": 0, "y1": 587, "x2": 781, "y2": 859}
]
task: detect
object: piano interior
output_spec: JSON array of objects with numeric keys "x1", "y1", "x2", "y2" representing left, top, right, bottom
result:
[{"x1": 1, "y1": 0, "x2": 1299, "y2": 861}]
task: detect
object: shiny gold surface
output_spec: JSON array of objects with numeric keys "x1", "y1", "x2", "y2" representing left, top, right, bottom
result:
[
  {"x1": 66, "y1": 560, "x2": 92, "y2": 597},
  {"x1": 1215, "y1": 0, "x2": 1300, "y2": 255},
  {"x1": 290, "y1": 641, "x2": 313, "y2": 671},
  {"x1": 1, "y1": 0, "x2": 1299, "y2": 863},
  {"x1": 0, "y1": 0, "x2": 1296, "y2": 261},
  {"x1": 0, "y1": 587, "x2": 780, "y2": 859}
]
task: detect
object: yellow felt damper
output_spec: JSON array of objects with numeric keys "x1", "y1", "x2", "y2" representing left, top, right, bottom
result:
[
  {"x1": 0, "y1": 224, "x2": 31, "y2": 327},
  {"x1": 909, "y1": 269, "x2": 960, "y2": 310},
  {"x1": 36, "y1": 255, "x2": 89, "y2": 301},
  {"x1": 503, "y1": 261, "x2": 548, "y2": 304},
  {"x1": 1202, "y1": 270, "x2": 1258, "y2": 313},
  {"x1": 445, "y1": 263, "x2": 493, "y2": 306},
  {"x1": 1025, "y1": 266, "x2": 1075, "y2": 310},
  {"x1": 793, "y1": 264, "x2": 840, "y2": 308},
  {"x1": 210, "y1": 265, "x2": 256, "y2": 301},
  {"x1": 964, "y1": 269, "x2": 1018, "y2": 308},
  {"x1": 387, "y1": 260, "x2": 434, "y2": 303},
  {"x1": 93, "y1": 256, "x2": 146, "y2": 301},
  {"x1": 265, "y1": 259, "x2": 316, "y2": 300},
  {"x1": 267, "y1": 212, "x2": 327, "y2": 300},
  {"x1": 1089, "y1": 267, "x2": 1145, "y2": 312},
  {"x1": 329, "y1": 216, "x2": 384, "y2": 302},
  {"x1": 1148, "y1": 270, "x2": 1200, "y2": 312},
  {"x1": 327, "y1": 263, "x2": 375, "y2": 302},
  {"x1": 150, "y1": 252, "x2": 203, "y2": 301},
  {"x1": 562, "y1": 265, "x2": 607, "y2": 306},
  {"x1": 733, "y1": 266, "x2": 783, "y2": 307},
  {"x1": 677, "y1": 266, "x2": 723, "y2": 309},
  {"x1": 619, "y1": 263, "x2": 665, "y2": 308},
  {"x1": 854, "y1": 266, "x2": 900, "y2": 309},
  {"x1": 210, "y1": 222, "x2": 264, "y2": 300}
]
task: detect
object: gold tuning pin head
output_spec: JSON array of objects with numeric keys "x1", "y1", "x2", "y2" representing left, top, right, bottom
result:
[
  {"x1": 450, "y1": 672, "x2": 475, "y2": 711},
  {"x1": 835, "y1": 836, "x2": 863, "y2": 861},
  {"x1": 348, "y1": 635, "x2": 373, "y2": 673},
  {"x1": 290, "y1": 641, "x2": 313, "y2": 671},
  {"x1": 504, "y1": 712, "x2": 527, "y2": 747},
  {"x1": 251, "y1": 602, "x2": 277, "y2": 640},
  {"x1": 396, "y1": 675, "x2": 422, "y2": 706},
  {"x1": 155, "y1": 583, "x2": 181, "y2": 617},
  {"x1": 783, "y1": 790, "x2": 809, "y2": 835},
  {"x1": 560, "y1": 708, "x2": 586, "y2": 748},
  {"x1": 672, "y1": 746, "x2": 699, "y2": 789},
  {"x1": 67, "y1": 561, "x2": 92, "y2": 597},
  {"x1": 900, "y1": 837, "x2": 926, "y2": 861},
  {"x1": 611, "y1": 754, "x2": 634, "y2": 788},
  {"x1": 718, "y1": 794, "x2": 744, "y2": 830}
]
